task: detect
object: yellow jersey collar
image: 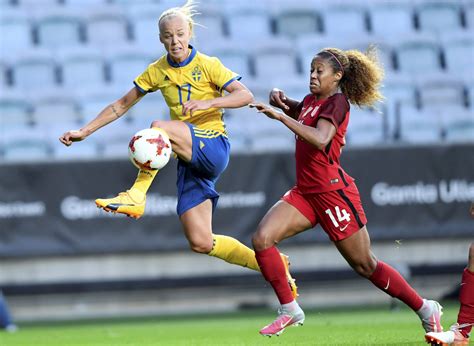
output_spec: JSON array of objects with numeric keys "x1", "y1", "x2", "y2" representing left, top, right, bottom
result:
[{"x1": 167, "y1": 45, "x2": 197, "y2": 68}]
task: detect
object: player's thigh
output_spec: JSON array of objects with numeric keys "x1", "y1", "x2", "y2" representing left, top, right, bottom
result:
[
  {"x1": 253, "y1": 200, "x2": 312, "y2": 251},
  {"x1": 151, "y1": 120, "x2": 192, "y2": 162},
  {"x1": 179, "y1": 199, "x2": 213, "y2": 253}
]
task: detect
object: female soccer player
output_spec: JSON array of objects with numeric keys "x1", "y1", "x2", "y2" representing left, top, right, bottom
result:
[
  {"x1": 59, "y1": 0, "x2": 297, "y2": 296},
  {"x1": 249, "y1": 47, "x2": 443, "y2": 337},
  {"x1": 425, "y1": 205, "x2": 473, "y2": 345}
]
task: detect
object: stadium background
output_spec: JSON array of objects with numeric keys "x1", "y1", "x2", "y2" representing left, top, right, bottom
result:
[{"x1": 0, "y1": 0, "x2": 473, "y2": 330}]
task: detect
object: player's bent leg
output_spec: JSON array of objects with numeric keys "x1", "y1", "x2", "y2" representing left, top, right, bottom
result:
[
  {"x1": 151, "y1": 120, "x2": 192, "y2": 162},
  {"x1": 96, "y1": 121, "x2": 193, "y2": 218},
  {"x1": 180, "y1": 200, "x2": 214, "y2": 253},
  {"x1": 335, "y1": 227, "x2": 443, "y2": 333},
  {"x1": 253, "y1": 201, "x2": 312, "y2": 334}
]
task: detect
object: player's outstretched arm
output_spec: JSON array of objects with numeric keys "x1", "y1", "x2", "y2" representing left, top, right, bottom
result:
[
  {"x1": 250, "y1": 102, "x2": 336, "y2": 151},
  {"x1": 59, "y1": 87, "x2": 144, "y2": 146},
  {"x1": 269, "y1": 88, "x2": 301, "y2": 119}
]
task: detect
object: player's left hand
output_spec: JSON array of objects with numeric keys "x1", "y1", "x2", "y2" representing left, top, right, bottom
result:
[
  {"x1": 249, "y1": 102, "x2": 284, "y2": 121},
  {"x1": 182, "y1": 99, "x2": 212, "y2": 117}
]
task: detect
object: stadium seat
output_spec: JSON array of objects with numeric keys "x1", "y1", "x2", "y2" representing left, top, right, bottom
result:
[
  {"x1": 53, "y1": 138, "x2": 99, "y2": 160},
  {"x1": 438, "y1": 105, "x2": 474, "y2": 143},
  {"x1": 11, "y1": 50, "x2": 58, "y2": 91},
  {"x1": 296, "y1": 34, "x2": 333, "y2": 69},
  {"x1": 465, "y1": 1, "x2": 474, "y2": 29},
  {"x1": 0, "y1": 63, "x2": 8, "y2": 89},
  {"x1": 59, "y1": 47, "x2": 107, "y2": 89},
  {"x1": 346, "y1": 107, "x2": 386, "y2": 146},
  {"x1": 208, "y1": 42, "x2": 252, "y2": 78},
  {"x1": 468, "y1": 84, "x2": 474, "y2": 109},
  {"x1": 85, "y1": 9, "x2": 129, "y2": 46},
  {"x1": 191, "y1": 9, "x2": 226, "y2": 45},
  {"x1": 252, "y1": 39, "x2": 299, "y2": 81},
  {"x1": 75, "y1": 87, "x2": 127, "y2": 121},
  {"x1": 17, "y1": 0, "x2": 59, "y2": 7},
  {"x1": 395, "y1": 33, "x2": 442, "y2": 74},
  {"x1": 382, "y1": 73, "x2": 418, "y2": 140},
  {"x1": 321, "y1": 4, "x2": 368, "y2": 37},
  {"x1": 274, "y1": 6, "x2": 321, "y2": 38},
  {"x1": 107, "y1": 46, "x2": 155, "y2": 86},
  {"x1": 64, "y1": 0, "x2": 108, "y2": 5},
  {"x1": 3, "y1": 138, "x2": 52, "y2": 162},
  {"x1": 31, "y1": 91, "x2": 81, "y2": 125},
  {"x1": 351, "y1": 38, "x2": 395, "y2": 71},
  {"x1": 296, "y1": 33, "x2": 388, "y2": 71},
  {"x1": 416, "y1": 74, "x2": 466, "y2": 108},
  {"x1": 0, "y1": 10, "x2": 32, "y2": 57},
  {"x1": 128, "y1": 7, "x2": 167, "y2": 51},
  {"x1": 417, "y1": 1, "x2": 462, "y2": 33},
  {"x1": 441, "y1": 31, "x2": 474, "y2": 79},
  {"x1": 0, "y1": 94, "x2": 31, "y2": 126},
  {"x1": 368, "y1": 1, "x2": 415, "y2": 40},
  {"x1": 35, "y1": 11, "x2": 82, "y2": 49},
  {"x1": 398, "y1": 103, "x2": 442, "y2": 143},
  {"x1": 226, "y1": 10, "x2": 272, "y2": 43},
  {"x1": 250, "y1": 134, "x2": 295, "y2": 153},
  {"x1": 33, "y1": 119, "x2": 99, "y2": 160},
  {"x1": 127, "y1": 93, "x2": 168, "y2": 126}
]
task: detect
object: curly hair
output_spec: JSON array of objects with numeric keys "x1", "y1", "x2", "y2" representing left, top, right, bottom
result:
[
  {"x1": 318, "y1": 46, "x2": 384, "y2": 107},
  {"x1": 158, "y1": 0, "x2": 199, "y2": 35}
]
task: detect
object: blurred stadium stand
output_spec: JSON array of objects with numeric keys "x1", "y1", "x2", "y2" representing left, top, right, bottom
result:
[
  {"x1": 0, "y1": 0, "x2": 472, "y2": 162},
  {"x1": 0, "y1": 0, "x2": 473, "y2": 323}
]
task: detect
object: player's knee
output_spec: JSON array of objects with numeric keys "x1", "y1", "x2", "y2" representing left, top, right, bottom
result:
[
  {"x1": 352, "y1": 258, "x2": 377, "y2": 278},
  {"x1": 188, "y1": 237, "x2": 213, "y2": 254},
  {"x1": 151, "y1": 120, "x2": 166, "y2": 130},
  {"x1": 252, "y1": 226, "x2": 275, "y2": 251}
]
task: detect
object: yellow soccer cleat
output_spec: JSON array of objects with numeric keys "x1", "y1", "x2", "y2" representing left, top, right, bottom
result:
[
  {"x1": 95, "y1": 190, "x2": 145, "y2": 219},
  {"x1": 281, "y1": 254, "x2": 299, "y2": 300}
]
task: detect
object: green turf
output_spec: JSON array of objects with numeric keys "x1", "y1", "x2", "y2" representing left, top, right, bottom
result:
[{"x1": 0, "y1": 303, "x2": 458, "y2": 346}]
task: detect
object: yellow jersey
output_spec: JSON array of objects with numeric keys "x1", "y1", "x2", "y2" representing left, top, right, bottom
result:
[{"x1": 134, "y1": 45, "x2": 240, "y2": 134}]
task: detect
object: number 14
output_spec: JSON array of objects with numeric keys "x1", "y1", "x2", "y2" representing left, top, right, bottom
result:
[{"x1": 325, "y1": 206, "x2": 351, "y2": 227}]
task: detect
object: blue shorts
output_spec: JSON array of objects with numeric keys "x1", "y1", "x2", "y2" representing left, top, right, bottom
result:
[{"x1": 176, "y1": 123, "x2": 230, "y2": 216}]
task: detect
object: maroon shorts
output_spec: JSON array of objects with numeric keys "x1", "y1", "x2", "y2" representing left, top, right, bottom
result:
[{"x1": 281, "y1": 182, "x2": 367, "y2": 242}]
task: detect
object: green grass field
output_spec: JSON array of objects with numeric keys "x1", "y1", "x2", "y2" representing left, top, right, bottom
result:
[{"x1": 0, "y1": 303, "x2": 458, "y2": 346}]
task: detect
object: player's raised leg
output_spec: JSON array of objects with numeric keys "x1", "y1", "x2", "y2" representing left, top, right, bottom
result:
[
  {"x1": 95, "y1": 120, "x2": 192, "y2": 218},
  {"x1": 425, "y1": 243, "x2": 473, "y2": 345},
  {"x1": 334, "y1": 226, "x2": 443, "y2": 333},
  {"x1": 252, "y1": 200, "x2": 313, "y2": 336}
]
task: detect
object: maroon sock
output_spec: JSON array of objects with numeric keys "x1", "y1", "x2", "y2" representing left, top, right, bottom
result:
[
  {"x1": 255, "y1": 246, "x2": 294, "y2": 305},
  {"x1": 369, "y1": 260, "x2": 423, "y2": 311},
  {"x1": 458, "y1": 268, "x2": 474, "y2": 338}
]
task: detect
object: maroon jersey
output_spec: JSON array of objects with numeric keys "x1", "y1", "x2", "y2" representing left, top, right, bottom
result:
[{"x1": 295, "y1": 93, "x2": 354, "y2": 193}]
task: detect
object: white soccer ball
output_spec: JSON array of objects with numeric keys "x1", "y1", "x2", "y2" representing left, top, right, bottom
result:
[{"x1": 128, "y1": 128, "x2": 172, "y2": 170}]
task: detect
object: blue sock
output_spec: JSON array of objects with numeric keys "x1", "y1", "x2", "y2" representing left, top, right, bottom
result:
[{"x1": 0, "y1": 291, "x2": 13, "y2": 328}]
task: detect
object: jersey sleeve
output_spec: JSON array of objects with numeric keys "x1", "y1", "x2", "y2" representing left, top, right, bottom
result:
[
  {"x1": 318, "y1": 94, "x2": 349, "y2": 128},
  {"x1": 134, "y1": 63, "x2": 162, "y2": 94},
  {"x1": 206, "y1": 57, "x2": 241, "y2": 91}
]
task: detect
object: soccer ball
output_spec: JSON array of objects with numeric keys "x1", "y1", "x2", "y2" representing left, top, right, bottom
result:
[{"x1": 128, "y1": 128, "x2": 172, "y2": 170}]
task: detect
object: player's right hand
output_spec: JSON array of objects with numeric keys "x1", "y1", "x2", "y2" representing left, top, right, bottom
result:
[
  {"x1": 269, "y1": 88, "x2": 289, "y2": 111},
  {"x1": 59, "y1": 129, "x2": 87, "y2": 146}
]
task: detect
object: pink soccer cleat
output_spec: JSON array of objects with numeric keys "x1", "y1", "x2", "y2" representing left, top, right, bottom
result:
[
  {"x1": 425, "y1": 323, "x2": 471, "y2": 345},
  {"x1": 259, "y1": 308, "x2": 305, "y2": 337}
]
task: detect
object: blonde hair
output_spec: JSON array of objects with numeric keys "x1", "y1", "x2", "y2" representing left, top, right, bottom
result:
[
  {"x1": 158, "y1": 0, "x2": 199, "y2": 35},
  {"x1": 318, "y1": 46, "x2": 385, "y2": 107}
]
